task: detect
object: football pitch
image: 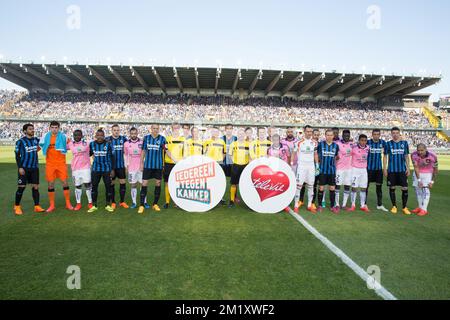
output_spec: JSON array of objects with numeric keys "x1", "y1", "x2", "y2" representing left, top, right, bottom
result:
[{"x1": 0, "y1": 146, "x2": 449, "y2": 300}]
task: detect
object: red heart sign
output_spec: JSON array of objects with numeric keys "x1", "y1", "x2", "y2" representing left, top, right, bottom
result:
[{"x1": 251, "y1": 165, "x2": 290, "y2": 202}]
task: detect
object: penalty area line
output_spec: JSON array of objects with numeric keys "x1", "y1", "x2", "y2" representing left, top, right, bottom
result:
[{"x1": 287, "y1": 208, "x2": 397, "y2": 300}]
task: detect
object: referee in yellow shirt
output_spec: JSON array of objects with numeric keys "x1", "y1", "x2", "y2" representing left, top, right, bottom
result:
[
  {"x1": 184, "y1": 126, "x2": 203, "y2": 156},
  {"x1": 228, "y1": 128, "x2": 250, "y2": 207},
  {"x1": 163, "y1": 122, "x2": 185, "y2": 209},
  {"x1": 204, "y1": 127, "x2": 227, "y2": 204},
  {"x1": 249, "y1": 127, "x2": 272, "y2": 160}
]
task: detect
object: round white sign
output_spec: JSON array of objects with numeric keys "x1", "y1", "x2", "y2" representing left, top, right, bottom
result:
[
  {"x1": 239, "y1": 157, "x2": 296, "y2": 214},
  {"x1": 168, "y1": 155, "x2": 226, "y2": 212}
]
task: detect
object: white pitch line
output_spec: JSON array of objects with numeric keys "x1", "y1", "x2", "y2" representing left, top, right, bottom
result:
[{"x1": 287, "y1": 208, "x2": 397, "y2": 300}]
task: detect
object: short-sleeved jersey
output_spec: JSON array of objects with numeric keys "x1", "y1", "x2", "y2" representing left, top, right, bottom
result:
[
  {"x1": 107, "y1": 135, "x2": 127, "y2": 169},
  {"x1": 293, "y1": 138, "x2": 317, "y2": 164},
  {"x1": 229, "y1": 141, "x2": 250, "y2": 165},
  {"x1": 222, "y1": 135, "x2": 238, "y2": 165},
  {"x1": 281, "y1": 137, "x2": 298, "y2": 165},
  {"x1": 142, "y1": 134, "x2": 167, "y2": 170},
  {"x1": 46, "y1": 134, "x2": 66, "y2": 166},
  {"x1": 184, "y1": 139, "x2": 204, "y2": 156},
  {"x1": 165, "y1": 136, "x2": 185, "y2": 164},
  {"x1": 268, "y1": 144, "x2": 290, "y2": 163},
  {"x1": 384, "y1": 140, "x2": 409, "y2": 173},
  {"x1": 15, "y1": 136, "x2": 40, "y2": 169},
  {"x1": 249, "y1": 139, "x2": 272, "y2": 159},
  {"x1": 317, "y1": 141, "x2": 339, "y2": 175},
  {"x1": 203, "y1": 138, "x2": 226, "y2": 163},
  {"x1": 89, "y1": 141, "x2": 114, "y2": 172},
  {"x1": 124, "y1": 138, "x2": 143, "y2": 172},
  {"x1": 335, "y1": 140, "x2": 353, "y2": 170},
  {"x1": 367, "y1": 139, "x2": 387, "y2": 171},
  {"x1": 67, "y1": 140, "x2": 91, "y2": 171},
  {"x1": 411, "y1": 151, "x2": 438, "y2": 174},
  {"x1": 351, "y1": 144, "x2": 370, "y2": 169}
]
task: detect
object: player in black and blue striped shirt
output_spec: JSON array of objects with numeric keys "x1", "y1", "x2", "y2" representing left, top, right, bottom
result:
[
  {"x1": 14, "y1": 123, "x2": 45, "y2": 215},
  {"x1": 106, "y1": 124, "x2": 128, "y2": 209},
  {"x1": 366, "y1": 129, "x2": 389, "y2": 212},
  {"x1": 138, "y1": 124, "x2": 173, "y2": 214},
  {"x1": 315, "y1": 129, "x2": 340, "y2": 213},
  {"x1": 88, "y1": 129, "x2": 115, "y2": 213},
  {"x1": 383, "y1": 127, "x2": 411, "y2": 215}
]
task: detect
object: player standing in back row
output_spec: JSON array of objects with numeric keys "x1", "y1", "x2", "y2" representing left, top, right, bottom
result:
[
  {"x1": 383, "y1": 127, "x2": 411, "y2": 215},
  {"x1": 335, "y1": 129, "x2": 353, "y2": 210}
]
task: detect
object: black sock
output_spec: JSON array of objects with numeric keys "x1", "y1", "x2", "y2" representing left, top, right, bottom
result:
[
  {"x1": 32, "y1": 188, "x2": 39, "y2": 205},
  {"x1": 111, "y1": 184, "x2": 116, "y2": 203},
  {"x1": 376, "y1": 184, "x2": 383, "y2": 206},
  {"x1": 15, "y1": 187, "x2": 25, "y2": 205},
  {"x1": 389, "y1": 189, "x2": 396, "y2": 207},
  {"x1": 140, "y1": 186, "x2": 148, "y2": 206},
  {"x1": 318, "y1": 190, "x2": 324, "y2": 207},
  {"x1": 154, "y1": 186, "x2": 161, "y2": 205},
  {"x1": 330, "y1": 190, "x2": 336, "y2": 207},
  {"x1": 120, "y1": 184, "x2": 126, "y2": 203},
  {"x1": 299, "y1": 183, "x2": 306, "y2": 202},
  {"x1": 402, "y1": 190, "x2": 408, "y2": 209}
]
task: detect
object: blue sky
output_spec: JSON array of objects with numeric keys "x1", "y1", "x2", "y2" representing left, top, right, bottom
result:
[{"x1": 0, "y1": 0, "x2": 448, "y2": 100}]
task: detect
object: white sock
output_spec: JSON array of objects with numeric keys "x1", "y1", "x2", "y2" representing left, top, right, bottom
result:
[
  {"x1": 360, "y1": 190, "x2": 367, "y2": 207},
  {"x1": 415, "y1": 187, "x2": 423, "y2": 208},
  {"x1": 307, "y1": 185, "x2": 314, "y2": 207},
  {"x1": 335, "y1": 189, "x2": 340, "y2": 207},
  {"x1": 86, "y1": 186, "x2": 92, "y2": 203},
  {"x1": 75, "y1": 187, "x2": 82, "y2": 204},
  {"x1": 294, "y1": 187, "x2": 301, "y2": 208},
  {"x1": 131, "y1": 187, "x2": 137, "y2": 204},
  {"x1": 422, "y1": 187, "x2": 430, "y2": 211},
  {"x1": 351, "y1": 191, "x2": 357, "y2": 206},
  {"x1": 343, "y1": 190, "x2": 350, "y2": 207}
]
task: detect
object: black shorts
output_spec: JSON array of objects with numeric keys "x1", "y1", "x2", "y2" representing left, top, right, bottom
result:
[
  {"x1": 221, "y1": 164, "x2": 232, "y2": 177},
  {"x1": 18, "y1": 168, "x2": 39, "y2": 185},
  {"x1": 230, "y1": 164, "x2": 246, "y2": 185},
  {"x1": 112, "y1": 168, "x2": 126, "y2": 180},
  {"x1": 368, "y1": 170, "x2": 383, "y2": 184},
  {"x1": 143, "y1": 168, "x2": 163, "y2": 181},
  {"x1": 163, "y1": 163, "x2": 175, "y2": 182},
  {"x1": 387, "y1": 172, "x2": 408, "y2": 188},
  {"x1": 318, "y1": 173, "x2": 336, "y2": 186}
]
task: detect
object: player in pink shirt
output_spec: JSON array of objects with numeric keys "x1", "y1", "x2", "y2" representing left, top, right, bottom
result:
[
  {"x1": 124, "y1": 127, "x2": 149, "y2": 208},
  {"x1": 411, "y1": 143, "x2": 438, "y2": 216},
  {"x1": 281, "y1": 127, "x2": 298, "y2": 172},
  {"x1": 347, "y1": 134, "x2": 370, "y2": 212},
  {"x1": 268, "y1": 134, "x2": 291, "y2": 163},
  {"x1": 67, "y1": 129, "x2": 92, "y2": 211},
  {"x1": 335, "y1": 129, "x2": 353, "y2": 210}
]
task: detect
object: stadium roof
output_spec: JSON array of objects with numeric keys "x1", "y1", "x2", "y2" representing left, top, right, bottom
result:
[{"x1": 0, "y1": 62, "x2": 441, "y2": 101}]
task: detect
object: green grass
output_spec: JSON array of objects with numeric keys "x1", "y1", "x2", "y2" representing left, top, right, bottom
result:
[{"x1": 0, "y1": 146, "x2": 449, "y2": 299}]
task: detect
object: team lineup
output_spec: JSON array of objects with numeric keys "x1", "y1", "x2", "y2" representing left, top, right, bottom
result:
[{"x1": 13, "y1": 121, "x2": 438, "y2": 216}]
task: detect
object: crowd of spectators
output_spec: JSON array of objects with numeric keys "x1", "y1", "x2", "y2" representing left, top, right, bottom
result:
[
  {"x1": 0, "y1": 121, "x2": 448, "y2": 149},
  {"x1": 0, "y1": 92, "x2": 433, "y2": 129}
]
